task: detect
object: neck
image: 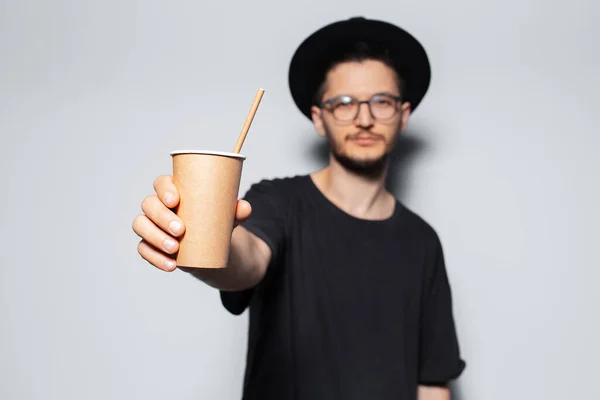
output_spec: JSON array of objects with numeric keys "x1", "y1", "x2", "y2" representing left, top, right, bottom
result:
[{"x1": 311, "y1": 155, "x2": 396, "y2": 220}]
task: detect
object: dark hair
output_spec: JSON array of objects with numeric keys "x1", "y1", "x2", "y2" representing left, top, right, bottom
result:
[{"x1": 313, "y1": 41, "x2": 406, "y2": 105}]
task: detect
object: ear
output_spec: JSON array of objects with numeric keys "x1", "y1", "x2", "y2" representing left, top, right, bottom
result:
[
  {"x1": 399, "y1": 102, "x2": 412, "y2": 132},
  {"x1": 311, "y1": 105, "x2": 327, "y2": 137}
]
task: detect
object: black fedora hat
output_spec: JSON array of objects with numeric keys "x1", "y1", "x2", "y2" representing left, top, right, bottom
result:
[{"x1": 288, "y1": 16, "x2": 432, "y2": 120}]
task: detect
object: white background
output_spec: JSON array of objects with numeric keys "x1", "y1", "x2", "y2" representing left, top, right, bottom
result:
[{"x1": 1, "y1": 0, "x2": 598, "y2": 399}]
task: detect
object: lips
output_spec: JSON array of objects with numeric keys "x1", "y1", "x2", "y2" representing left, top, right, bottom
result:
[{"x1": 349, "y1": 133, "x2": 381, "y2": 145}]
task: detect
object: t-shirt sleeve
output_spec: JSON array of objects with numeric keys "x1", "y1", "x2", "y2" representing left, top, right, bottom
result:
[
  {"x1": 219, "y1": 178, "x2": 289, "y2": 315},
  {"x1": 238, "y1": 179, "x2": 289, "y2": 260},
  {"x1": 418, "y1": 234, "x2": 466, "y2": 385}
]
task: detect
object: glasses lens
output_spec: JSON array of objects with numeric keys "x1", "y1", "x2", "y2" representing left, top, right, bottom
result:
[
  {"x1": 370, "y1": 95, "x2": 397, "y2": 119},
  {"x1": 331, "y1": 96, "x2": 358, "y2": 121}
]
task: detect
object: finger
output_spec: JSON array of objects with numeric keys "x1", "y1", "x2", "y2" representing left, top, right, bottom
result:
[
  {"x1": 137, "y1": 240, "x2": 177, "y2": 272},
  {"x1": 132, "y1": 213, "x2": 180, "y2": 255},
  {"x1": 153, "y1": 175, "x2": 179, "y2": 208},
  {"x1": 235, "y1": 200, "x2": 252, "y2": 225},
  {"x1": 141, "y1": 194, "x2": 185, "y2": 237}
]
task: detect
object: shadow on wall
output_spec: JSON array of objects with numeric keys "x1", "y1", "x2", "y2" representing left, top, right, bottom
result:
[
  {"x1": 450, "y1": 381, "x2": 466, "y2": 400},
  {"x1": 304, "y1": 126, "x2": 427, "y2": 202}
]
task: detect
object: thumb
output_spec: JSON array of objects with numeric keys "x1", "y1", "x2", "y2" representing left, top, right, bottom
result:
[{"x1": 234, "y1": 200, "x2": 252, "y2": 226}]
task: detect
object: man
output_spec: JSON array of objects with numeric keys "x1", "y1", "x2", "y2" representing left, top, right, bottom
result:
[{"x1": 132, "y1": 16, "x2": 465, "y2": 400}]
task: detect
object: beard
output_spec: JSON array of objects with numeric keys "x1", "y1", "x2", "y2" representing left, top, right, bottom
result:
[
  {"x1": 323, "y1": 124, "x2": 392, "y2": 179},
  {"x1": 331, "y1": 149, "x2": 389, "y2": 179}
]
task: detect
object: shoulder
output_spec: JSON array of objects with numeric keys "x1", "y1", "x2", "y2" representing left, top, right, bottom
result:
[
  {"x1": 395, "y1": 203, "x2": 449, "y2": 280},
  {"x1": 244, "y1": 174, "x2": 310, "y2": 198},
  {"x1": 395, "y1": 201, "x2": 443, "y2": 249}
]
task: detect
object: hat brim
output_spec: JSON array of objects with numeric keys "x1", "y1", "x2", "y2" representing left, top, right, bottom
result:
[{"x1": 288, "y1": 17, "x2": 431, "y2": 120}]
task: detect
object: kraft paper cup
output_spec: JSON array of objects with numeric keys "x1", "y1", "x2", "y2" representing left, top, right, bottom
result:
[{"x1": 170, "y1": 150, "x2": 246, "y2": 268}]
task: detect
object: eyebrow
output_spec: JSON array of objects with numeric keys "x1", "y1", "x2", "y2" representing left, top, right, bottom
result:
[
  {"x1": 329, "y1": 92, "x2": 401, "y2": 100},
  {"x1": 371, "y1": 91, "x2": 401, "y2": 97}
]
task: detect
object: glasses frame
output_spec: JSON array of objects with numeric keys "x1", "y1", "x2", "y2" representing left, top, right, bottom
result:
[{"x1": 318, "y1": 93, "x2": 404, "y2": 123}]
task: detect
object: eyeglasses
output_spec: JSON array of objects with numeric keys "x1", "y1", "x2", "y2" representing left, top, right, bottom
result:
[{"x1": 319, "y1": 93, "x2": 403, "y2": 123}]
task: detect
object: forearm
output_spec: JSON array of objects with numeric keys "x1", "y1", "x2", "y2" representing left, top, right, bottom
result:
[
  {"x1": 418, "y1": 385, "x2": 451, "y2": 400},
  {"x1": 180, "y1": 225, "x2": 269, "y2": 291}
]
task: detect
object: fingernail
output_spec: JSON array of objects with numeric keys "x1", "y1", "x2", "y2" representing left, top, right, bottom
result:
[
  {"x1": 163, "y1": 238, "x2": 176, "y2": 252},
  {"x1": 164, "y1": 192, "x2": 174, "y2": 205},
  {"x1": 164, "y1": 259, "x2": 176, "y2": 270},
  {"x1": 169, "y1": 220, "x2": 182, "y2": 235}
]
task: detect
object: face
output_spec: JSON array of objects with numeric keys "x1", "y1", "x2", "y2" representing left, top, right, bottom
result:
[{"x1": 311, "y1": 59, "x2": 411, "y2": 175}]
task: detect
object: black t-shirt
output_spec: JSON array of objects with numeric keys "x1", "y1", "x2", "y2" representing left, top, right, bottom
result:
[{"x1": 220, "y1": 175, "x2": 465, "y2": 400}]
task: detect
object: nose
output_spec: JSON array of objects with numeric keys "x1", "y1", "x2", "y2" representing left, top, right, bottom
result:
[{"x1": 354, "y1": 102, "x2": 374, "y2": 128}]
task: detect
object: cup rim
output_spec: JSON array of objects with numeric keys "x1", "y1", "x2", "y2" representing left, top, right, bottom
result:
[{"x1": 170, "y1": 150, "x2": 246, "y2": 159}]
